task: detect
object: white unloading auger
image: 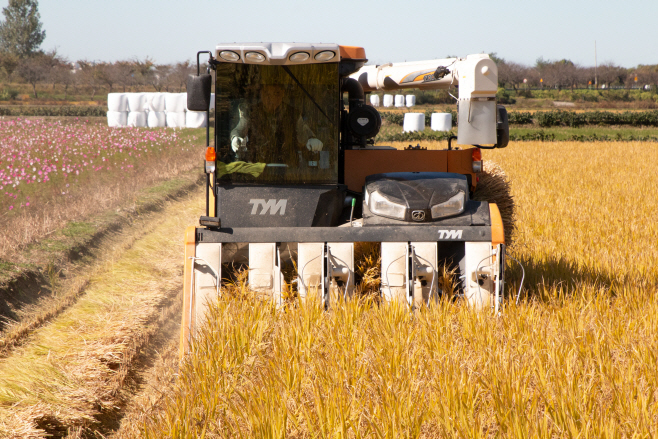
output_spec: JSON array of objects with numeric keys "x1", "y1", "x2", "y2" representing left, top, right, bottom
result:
[{"x1": 350, "y1": 54, "x2": 500, "y2": 146}]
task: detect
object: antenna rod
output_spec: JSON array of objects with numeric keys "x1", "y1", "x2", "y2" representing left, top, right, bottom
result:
[{"x1": 594, "y1": 41, "x2": 598, "y2": 88}]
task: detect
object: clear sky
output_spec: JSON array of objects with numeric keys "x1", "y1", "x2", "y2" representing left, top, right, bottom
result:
[{"x1": 4, "y1": 0, "x2": 657, "y2": 67}]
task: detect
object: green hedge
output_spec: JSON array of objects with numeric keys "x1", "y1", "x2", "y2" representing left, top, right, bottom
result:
[
  {"x1": 382, "y1": 109, "x2": 658, "y2": 128},
  {"x1": 509, "y1": 131, "x2": 658, "y2": 142},
  {"x1": 376, "y1": 129, "x2": 658, "y2": 143},
  {"x1": 508, "y1": 112, "x2": 534, "y2": 124},
  {"x1": 0, "y1": 106, "x2": 106, "y2": 117},
  {"x1": 505, "y1": 110, "x2": 658, "y2": 127},
  {"x1": 535, "y1": 110, "x2": 658, "y2": 127},
  {"x1": 375, "y1": 130, "x2": 455, "y2": 142}
]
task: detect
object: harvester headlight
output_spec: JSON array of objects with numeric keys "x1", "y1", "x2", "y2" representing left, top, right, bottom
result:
[
  {"x1": 368, "y1": 190, "x2": 406, "y2": 220},
  {"x1": 430, "y1": 191, "x2": 465, "y2": 219},
  {"x1": 314, "y1": 50, "x2": 336, "y2": 62},
  {"x1": 289, "y1": 51, "x2": 310, "y2": 62},
  {"x1": 245, "y1": 52, "x2": 265, "y2": 63},
  {"x1": 219, "y1": 51, "x2": 240, "y2": 62}
]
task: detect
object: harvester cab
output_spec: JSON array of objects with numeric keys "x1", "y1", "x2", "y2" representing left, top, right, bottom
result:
[{"x1": 182, "y1": 43, "x2": 509, "y2": 354}]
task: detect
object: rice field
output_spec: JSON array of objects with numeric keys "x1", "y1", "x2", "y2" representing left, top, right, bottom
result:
[{"x1": 141, "y1": 140, "x2": 658, "y2": 437}]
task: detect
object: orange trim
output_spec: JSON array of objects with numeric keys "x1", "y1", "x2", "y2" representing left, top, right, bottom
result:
[
  {"x1": 344, "y1": 150, "x2": 448, "y2": 192},
  {"x1": 447, "y1": 148, "x2": 477, "y2": 191},
  {"x1": 339, "y1": 45, "x2": 366, "y2": 60},
  {"x1": 179, "y1": 225, "x2": 197, "y2": 360},
  {"x1": 489, "y1": 203, "x2": 505, "y2": 246}
]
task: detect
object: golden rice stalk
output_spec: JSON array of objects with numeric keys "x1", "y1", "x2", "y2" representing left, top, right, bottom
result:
[
  {"x1": 472, "y1": 160, "x2": 516, "y2": 246},
  {"x1": 354, "y1": 242, "x2": 381, "y2": 298}
]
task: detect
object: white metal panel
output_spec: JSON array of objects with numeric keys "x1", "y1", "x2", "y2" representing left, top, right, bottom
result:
[
  {"x1": 464, "y1": 242, "x2": 494, "y2": 310},
  {"x1": 457, "y1": 99, "x2": 497, "y2": 145},
  {"x1": 193, "y1": 243, "x2": 222, "y2": 331},
  {"x1": 410, "y1": 242, "x2": 437, "y2": 309},
  {"x1": 381, "y1": 242, "x2": 408, "y2": 303},
  {"x1": 327, "y1": 242, "x2": 354, "y2": 301},
  {"x1": 298, "y1": 243, "x2": 324, "y2": 301},
  {"x1": 249, "y1": 243, "x2": 275, "y2": 291}
]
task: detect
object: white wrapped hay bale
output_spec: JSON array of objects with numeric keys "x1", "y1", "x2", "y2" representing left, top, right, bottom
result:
[
  {"x1": 127, "y1": 93, "x2": 146, "y2": 112},
  {"x1": 107, "y1": 111, "x2": 127, "y2": 127},
  {"x1": 166, "y1": 111, "x2": 186, "y2": 128},
  {"x1": 370, "y1": 94, "x2": 380, "y2": 107},
  {"x1": 403, "y1": 113, "x2": 425, "y2": 132},
  {"x1": 394, "y1": 94, "x2": 405, "y2": 107},
  {"x1": 142, "y1": 93, "x2": 154, "y2": 112},
  {"x1": 165, "y1": 93, "x2": 187, "y2": 113},
  {"x1": 431, "y1": 113, "x2": 452, "y2": 131},
  {"x1": 107, "y1": 93, "x2": 128, "y2": 112},
  {"x1": 147, "y1": 111, "x2": 166, "y2": 128},
  {"x1": 149, "y1": 93, "x2": 166, "y2": 112},
  {"x1": 186, "y1": 110, "x2": 208, "y2": 128},
  {"x1": 383, "y1": 94, "x2": 394, "y2": 107},
  {"x1": 127, "y1": 111, "x2": 147, "y2": 127},
  {"x1": 405, "y1": 95, "x2": 416, "y2": 107}
]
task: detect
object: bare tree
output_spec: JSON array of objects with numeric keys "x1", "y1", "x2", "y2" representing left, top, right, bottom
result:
[
  {"x1": 49, "y1": 60, "x2": 74, "y2": 98},
  {"x1": 112, "y1": 60, "x2": 134, "y2": 92},
  {"x1": 129, "y1": 57, "x2": 154, "y2": 90},
  {"x1": 77, "y1": 60, "x2": 104, "y2": 99},
  {"x1": 167, "y1": 61, "x2": 193, "y2": 92},
  {"x1": 149, "y1": 63, "x2": 170, "y2": 92},
  {"x1": 598, "y1": 63, "x2": 626, "y2": 89},
  {"x1": 95, "y1": 62, "x2": 121, "y2": 93},
  {"x1": 16, "y1": 50, "x2": 58, "y2": 97},
  {"x1": 497, "y1": 61, "x2": 526, "y2": 90}
]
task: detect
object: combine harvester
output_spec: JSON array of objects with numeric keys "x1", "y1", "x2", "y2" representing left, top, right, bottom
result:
[{"x1": 181, "y1": 43, "x2": 510, "y2": 354}]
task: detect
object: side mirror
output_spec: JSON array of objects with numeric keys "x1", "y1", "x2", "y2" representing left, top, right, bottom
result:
[
  {"x1": 187, "y1": 74, "x2": 212, "y2": 111},
  {"x1": 496, "y1": 105, "x2": 509, "y2": 148}
]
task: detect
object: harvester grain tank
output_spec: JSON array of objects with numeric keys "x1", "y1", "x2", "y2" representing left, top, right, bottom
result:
[{"x1": 181, "y1": 43, "x2": 509, "y2": 355}]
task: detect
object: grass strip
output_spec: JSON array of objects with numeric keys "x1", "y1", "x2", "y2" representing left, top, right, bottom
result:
[
  {"x1": 0, "y1": 189, "x2": 203, "y2": 437},
  {"x1": 0, "y1": 169, "x2": 202, "y2": 363}
]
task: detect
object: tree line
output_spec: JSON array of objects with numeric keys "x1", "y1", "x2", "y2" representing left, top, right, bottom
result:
[
  {"x1": 0, "y1": 0, "x2": 195, "y2": 99},
  {"x1": 493, "y1": 54, "x2": 658, "y2": 91},
  {"x1": 1, "y1": 0, "x2": 657, "y2": 102},
  {"x1": 0, "y1": 52, "x2": 197, "y2": 99}
]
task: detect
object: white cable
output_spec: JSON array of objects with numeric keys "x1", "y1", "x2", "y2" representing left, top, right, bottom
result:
[
  {"x1": 384, "y1": 254, "x2": 405, "y2": 300},
  {"x1": 414, "y1": 253, "x2": 437, "y2": 307},
  {"x1": 299, "y1": 254, "x2": 320, "y2": 295},
  {"x1": 471, "y1": 254, "x2": 494, "y2": 308},
  {"x1": 190, "y1": 256, "x2": 220, "y2": 295}
]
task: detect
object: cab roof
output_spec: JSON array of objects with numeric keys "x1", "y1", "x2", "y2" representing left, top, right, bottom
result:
[{"x1": 214, "y1": 43, "x2": 366, "y2": 65}]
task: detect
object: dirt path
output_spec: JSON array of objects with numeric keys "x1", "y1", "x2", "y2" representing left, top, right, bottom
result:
[{"x1": 0, "y1": 185, "x2": 204, "y2": 438}]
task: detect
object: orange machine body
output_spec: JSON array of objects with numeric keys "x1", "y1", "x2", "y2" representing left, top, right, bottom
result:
[{"x1": 344, "y1": 147, "x2": 478, "y2": 193}]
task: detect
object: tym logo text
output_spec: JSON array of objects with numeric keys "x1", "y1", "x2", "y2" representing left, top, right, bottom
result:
[
  {"x1": 437, "y1": 229, "x2": 463, "y2": 239},
  {"x1": 249, "y1": 199, "x2": 287, "y2": 215}
]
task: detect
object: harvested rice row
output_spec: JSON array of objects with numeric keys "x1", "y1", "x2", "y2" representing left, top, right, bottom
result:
[{"x1": 0, "y1": 190, "x2": 204, "y2": 437}]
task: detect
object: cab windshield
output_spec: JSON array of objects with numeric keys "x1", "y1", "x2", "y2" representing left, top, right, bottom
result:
[{"x1": 215, "y1": 62, "x2": 339, "y2": 184}]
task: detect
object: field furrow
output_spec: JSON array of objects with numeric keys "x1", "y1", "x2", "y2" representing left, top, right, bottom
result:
[{"x1": 0, "y1": 187, "x2": 204, "y2": 437}]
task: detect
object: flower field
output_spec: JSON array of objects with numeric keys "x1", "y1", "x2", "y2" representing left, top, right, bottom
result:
[{"x1": 0, "y1": 118, "x2": 203, "y2": 257}]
